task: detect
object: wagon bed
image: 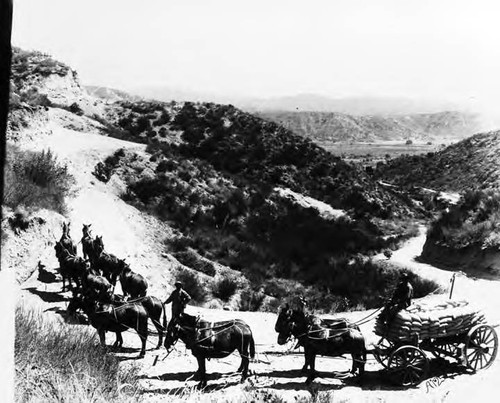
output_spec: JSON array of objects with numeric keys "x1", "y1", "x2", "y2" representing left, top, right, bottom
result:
[{"x1": 370, "y1": 299, "x2": 498, "y2": 386}]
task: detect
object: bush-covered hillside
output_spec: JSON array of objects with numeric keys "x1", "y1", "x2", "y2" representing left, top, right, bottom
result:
[
  {"x1": 420, "y1": 190, "x2": 500, "y2": 277},
  {"x1": 96, "y1": 132, "x2": 430, "y2": 312},
  {"x1": 375, "y1": 130, "x2": 500, "y2": 192},
  {"x1": 105, "y1": 101, "x2": 420, "y2": 220},
  {"x1": 426, "y1": 190, "x2": 500, "y2": 250}
]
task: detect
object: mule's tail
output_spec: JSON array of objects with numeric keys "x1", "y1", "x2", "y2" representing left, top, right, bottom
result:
[{"x1": 249, "y1": 334, "x2": 255, "y2": 359}]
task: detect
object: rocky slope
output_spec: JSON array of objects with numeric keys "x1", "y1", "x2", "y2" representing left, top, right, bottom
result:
[{"x1": 259, "y1": 110, "x2": 481, "y2": 143}]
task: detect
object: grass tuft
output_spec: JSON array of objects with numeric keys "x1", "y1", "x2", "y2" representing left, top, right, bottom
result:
[{"x1": 15, "y1": 303, "x2": 141, "y2": 402}]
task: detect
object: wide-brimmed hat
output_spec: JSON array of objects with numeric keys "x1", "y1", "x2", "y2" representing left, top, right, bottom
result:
[{"x1": 174, "y1": 281, "x2": 182, "y2": 287}]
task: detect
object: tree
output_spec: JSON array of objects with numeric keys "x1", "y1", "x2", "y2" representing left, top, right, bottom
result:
[{"x1": 405, "y1": 139, "x2": 413, "y2": 145}]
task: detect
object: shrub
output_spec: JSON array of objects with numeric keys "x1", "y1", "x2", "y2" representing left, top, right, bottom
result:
[
  {"x1": 4, "y1": 145, "x2": 75, "y2": 214},
  {"x1": 68, "y1": 102, "x2": 83, "y2": 115},
  {"x1": 211, "y1": 277, "x2": 239, "y2": 301},
  {"x1": 15, "y1": 304, "x2": 140, "y2": 402},
  {"x1": 92, "y1": 148, "x2": 126, "y2": 182},
  {"x1": 175, "y1": 270, "x2": 207, "y2": 303},
  {"x1": 239, "y1": 288, "x2": 266, "y2": 311},
  {"x1": 427, "y1": 190, "x2": 500, "y2": 249},
  {"x1": 174, "y1": 249, "x2": 216, "y2": 276}
]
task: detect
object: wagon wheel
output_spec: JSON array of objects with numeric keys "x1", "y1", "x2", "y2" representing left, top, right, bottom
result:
[
  {"x1": 387, "y1": 345, "x2": 429, "y2": 386},
  {"x1": 373, "y1": 337, "x2": 394, "y2": 368},
  {"x1": 463, "y1": 324, "x2": 498, "y2": 371}
]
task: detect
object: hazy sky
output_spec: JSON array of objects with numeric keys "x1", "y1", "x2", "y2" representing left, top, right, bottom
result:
[{"x1": 12, "y1": 0, "x2": 500, "y2": 111}]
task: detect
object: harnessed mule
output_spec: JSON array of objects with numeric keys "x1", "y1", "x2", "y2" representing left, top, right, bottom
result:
[
  {"x1": 68, "y1": 294, "x2": 149, "y2": 357},
  {"x1": 275, "y1": 304, "x2": 366, "y2": 384},
  {"x1": 111, "y1": 294, "x2": 167, "y2": 349},
  {"x1": 54, "y1": 241, "x2": 87, "y2": 292},
  {"x1": 60, "y1": 222, "x2": 77, "y2": 256},
  {"x1": 92, "y1": 235, "x2": 127, "y2": 289},
  {"x1": 164, "y1": 313, "x2": 255, "y2": 388},
  {"x1": 81, "y1": 224, "x2": 99, "y2": 264},
  {"x1": 120, "y1": 265, "x2": 148, "y2": 299},
  {"x1": 80, "y1": 264, "x2": 113, "y2": 302}
]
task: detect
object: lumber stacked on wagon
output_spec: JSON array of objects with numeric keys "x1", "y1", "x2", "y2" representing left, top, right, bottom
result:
[{"x1": 375, "y1": 299, "x2": 486, "y2": 341}]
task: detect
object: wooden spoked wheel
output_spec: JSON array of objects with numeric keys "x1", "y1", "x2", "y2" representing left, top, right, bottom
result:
[
  {"x1": 463, "y1": 324, "x2": 498, "y2": 371},
  {"x1": 388, "y1": 345, "x2": 429, "y2": 386},
  {"x1": 373, "y1": 337, "x2": 393, "y2": 368}
]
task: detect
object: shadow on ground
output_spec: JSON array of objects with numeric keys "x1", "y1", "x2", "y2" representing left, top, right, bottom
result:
[{"x1": 24, "y1": 286, "x2": 68, "y2": 303}]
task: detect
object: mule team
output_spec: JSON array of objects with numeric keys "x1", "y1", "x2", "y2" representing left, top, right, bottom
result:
[{"x1": 52, "y1": 222, "x2": 367, "y2": 388}]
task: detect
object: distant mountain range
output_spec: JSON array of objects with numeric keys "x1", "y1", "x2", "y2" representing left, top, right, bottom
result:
[
  {"x1": 258, "y1": 110, "x2": 482, "y2": 143},
  {"x1": 239, "y1": 93, "x2": 463, "y2": 116},
  {"x1": 117, "y1": 86, "x2": 464, "y2": 116}
]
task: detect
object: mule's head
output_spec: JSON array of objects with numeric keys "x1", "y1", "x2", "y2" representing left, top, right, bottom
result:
[
  {"x1": 118, "y1": 259, "x2": 129, "y2": 271},
  {"x1": 94, "y1": 236, "x2": 104, "y2": 254},
  {"x1": 54, "y1": 241, "x2": 64, "y2": 258},
  {"x1": 62, "y1": 222, "x2": 71, "y2": 236},
  {"x1": 82, "y1": 224, "x2": 92, "y2": 237},
  {"x1": 164, "y1": 318, "x2": 181, "y2": 350},
  {"x1": 275, "y1": 304, "x2": 296, "y2": 345}
]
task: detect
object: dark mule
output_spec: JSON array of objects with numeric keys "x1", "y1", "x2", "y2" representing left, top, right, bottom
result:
[
  {"x1": 80, "y1": 265, "x2": 113, "y2": 302},
  {"x1": 275, "y1": 304, "x2": 366, "y2": 384},
  {"x1": 54, "y1": 241, "x2": 87, "y2": 292},
  {"x1": 68, "y1": 294, "x2": 148, "y2": 357},
  {"x1": 93, "y1": 236, "x2": 127, "y2": 288},
  {"x1": 120, "y1": 265, "x2": 148, "y2": 299},
  {"x1": 164, "y1": 313, "x2": 255, "y2": 388},
  {"x1": 111, "y1": 294, "x2": 166, "y2": 349},
  {"x1": 60, "y1": 222, "x2": 77, "y2": 256},
  {"x1": 81, "y1": 223, "x2": 99, "y2": 264}
]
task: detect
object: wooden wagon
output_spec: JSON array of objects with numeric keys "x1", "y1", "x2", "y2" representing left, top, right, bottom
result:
[{"x1": 371, "y1": 299, "x2": 498, "y2": 386}]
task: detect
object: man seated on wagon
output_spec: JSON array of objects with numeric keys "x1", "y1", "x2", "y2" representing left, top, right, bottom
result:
[{"x1": 380, "y1": 272, "x2": 413, "y2": 325}]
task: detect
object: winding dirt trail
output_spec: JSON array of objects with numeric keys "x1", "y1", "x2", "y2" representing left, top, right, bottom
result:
[{"x1": 10, "y1": 114, "x2": 500, "y2": 402}]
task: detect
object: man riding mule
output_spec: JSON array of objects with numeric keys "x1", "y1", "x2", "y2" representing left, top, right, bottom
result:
[
  {"x1": 275, "y1": 303, "x2": 366, "y2": 384},
  {"x1": 164, "y1": 313, "x2": 255, "y2": 388}
]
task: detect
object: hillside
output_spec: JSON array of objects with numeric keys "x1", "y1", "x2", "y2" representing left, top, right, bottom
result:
[
  {"x1": 85, "y1": 85, "x2": 142, "y2": 103},
  {"x1": 259, "y1": 110, "x2": 481, "y2": 143},
  {"x1": 375, "y1": 130, "x2": 500, "y2": 192}
]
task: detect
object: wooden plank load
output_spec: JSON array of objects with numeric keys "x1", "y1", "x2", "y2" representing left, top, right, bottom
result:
[{"x1": 375, "y1": 299, "x2": 486, "y2": 341}]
